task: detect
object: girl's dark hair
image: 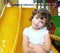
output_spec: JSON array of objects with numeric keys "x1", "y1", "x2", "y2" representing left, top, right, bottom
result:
[
  {"x1": 37, "y1": 8, "x2": 51, "y2": 22},
  {"x1": 30, "y1": 8, "x2": 52, "y2": 31},
  {"x1": 47, "y1": 21, "x2": 55, "y2": 30},
  {"x1": 29, "y1": 9, "x2": 37, "y2": 21}
]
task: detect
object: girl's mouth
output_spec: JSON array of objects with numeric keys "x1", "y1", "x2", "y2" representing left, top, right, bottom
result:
[{"x1": 34, "y1": 24, "x2": 38, "y2": 27}]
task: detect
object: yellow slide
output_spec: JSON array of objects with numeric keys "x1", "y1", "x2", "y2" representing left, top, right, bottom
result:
[{"x1": 0, "y1": 6, "x2": 20, "y2": 53}]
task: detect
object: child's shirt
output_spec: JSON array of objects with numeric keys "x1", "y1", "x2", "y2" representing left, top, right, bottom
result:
[{"x1": 23, "y1": 26, "x2": 49, "y2": 45}]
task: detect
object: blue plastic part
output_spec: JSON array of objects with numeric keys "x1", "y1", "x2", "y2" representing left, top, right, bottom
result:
[{"x1": 6, "y1": 0, "x2": 8, "y2": 3}]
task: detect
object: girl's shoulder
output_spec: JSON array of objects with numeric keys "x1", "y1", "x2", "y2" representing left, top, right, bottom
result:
[
  {"x1": 23, "y1": 26, "x2": 32, "y2": 31},
  {"x1": 23, "y1": 26, "x2": 32, "y2": 36},
  {"x1": 40, "y1": 27, "x2": 49, "y2": 35}
]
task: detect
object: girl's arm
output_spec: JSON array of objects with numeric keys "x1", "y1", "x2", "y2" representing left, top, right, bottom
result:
[
  {"x1": 41, "y1": 33, "x2": 51, "y2": 52},
  {"x1": 29, "y1": 34, "x2": 51, "y2": 53},
  {"x1": 29, "y1": 43, "x2": 47, "y2": 53},
  {"x1": 22, "y1": 34, "x2": 34, "y2": 53},
  {"x1": 31, "y1": 34, "x2": 51, "y2": 53}
]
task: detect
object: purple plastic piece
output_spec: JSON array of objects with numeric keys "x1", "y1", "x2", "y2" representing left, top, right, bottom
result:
[{"x1": 6, "y1": 0, "x2": 8, "y2": 3}]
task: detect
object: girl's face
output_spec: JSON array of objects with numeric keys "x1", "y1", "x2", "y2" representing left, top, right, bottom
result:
[{"x1": 32, "y1": 14, "x2": 46, "y2": 30}]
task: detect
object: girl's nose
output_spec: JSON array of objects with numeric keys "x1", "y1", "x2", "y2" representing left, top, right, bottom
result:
[{"x1": 36, "y1": 20, "x2": 40, "y2": 24}]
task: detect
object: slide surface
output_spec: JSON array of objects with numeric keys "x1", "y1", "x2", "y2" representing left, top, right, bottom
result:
[{"x1": 0, "y1": 7, "x2": 20, "y2": 53}]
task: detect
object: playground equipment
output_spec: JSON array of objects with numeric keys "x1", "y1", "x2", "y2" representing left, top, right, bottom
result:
[
  {"x1": 51, "y1": 34, "x2": 60, "y2": 42},
  {"x1": 0, "y1": 5, "x2": 20, "y2": 53}
]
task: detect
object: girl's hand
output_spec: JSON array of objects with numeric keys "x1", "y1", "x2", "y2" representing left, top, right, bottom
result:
[
  {"x1": 32, "y1": 44, "x2": 46, "y2": 53},
  {"x1": 30, "y1": 48, "x2": 35, "y2": 53},
  {"x1": 29, "y1": 43, "x2": 44, "y2": 53},
  {"x1": 29, "y1": 43, "x2": 34, "y2": 48},
  {"x1": 29, "y1": 43, "x2": 35, "y2": 53}
]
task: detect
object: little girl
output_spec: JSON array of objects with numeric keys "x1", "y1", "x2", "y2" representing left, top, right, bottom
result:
[{"x1": 22, "y1": 8, "x2": 51, "y2": 53}]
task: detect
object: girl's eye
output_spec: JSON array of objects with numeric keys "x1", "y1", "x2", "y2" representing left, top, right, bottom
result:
[
  {"x1": 40, "y1": 21, "x2": 44, "y2": 24},
  {"x1": 35, "y1": 17, "x2": 39, "y2": 19}
]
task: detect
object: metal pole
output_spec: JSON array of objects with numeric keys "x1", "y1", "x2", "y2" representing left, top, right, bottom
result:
[
  {"x1": 43, "y1": 0, "x2": 46, "y2": 9},
  {"x1": 36, "y1": 0, "x2": 38, "y2": 9}
]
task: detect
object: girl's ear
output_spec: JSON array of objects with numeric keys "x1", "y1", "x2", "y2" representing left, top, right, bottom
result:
[{"x1": 29, "y1": 16, "x2": 33, "y2": 21}]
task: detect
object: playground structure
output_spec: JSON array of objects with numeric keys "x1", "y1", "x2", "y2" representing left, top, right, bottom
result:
[
  {"x1": 0, "y1": 5, "x2": 20, "y2": 53},
  {"x1": 0, "y1": 0, "x2": 60, "y2": 53}
]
